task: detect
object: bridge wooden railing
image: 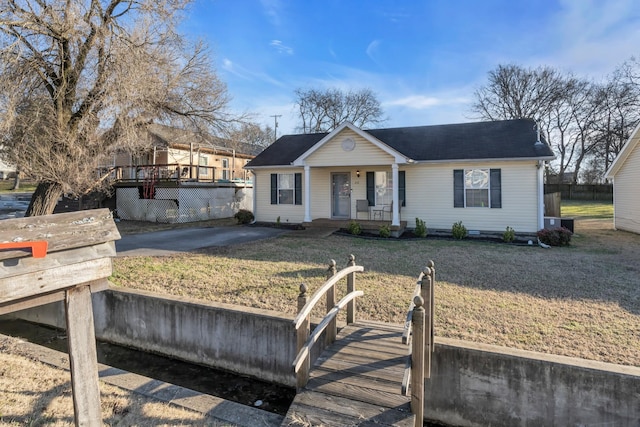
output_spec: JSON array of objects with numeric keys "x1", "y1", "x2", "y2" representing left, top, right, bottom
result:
[
  {"x1": 292, "y1": 255, "x2": 364, "y2": 390},
  {"x1": 401, "y1": 260, "x2": 436, "y2": 427}
]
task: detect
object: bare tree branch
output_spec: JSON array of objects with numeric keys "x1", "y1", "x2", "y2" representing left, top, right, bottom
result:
[
  {"x1": 293, "y1": 87, "x2": 385, "y2": 133},
  {"x1": 0, "y1": 0, "x2": 235, "y2": 215}
]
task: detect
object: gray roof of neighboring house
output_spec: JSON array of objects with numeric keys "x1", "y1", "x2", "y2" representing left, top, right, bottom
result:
[{"x1": 245, "y1": 119, "x2": 555, "y2": 167}]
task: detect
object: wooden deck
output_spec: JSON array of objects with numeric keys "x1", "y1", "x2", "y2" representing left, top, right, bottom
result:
[{"x1": 282, "y1": 321, "x2": 414, "y2": 427}]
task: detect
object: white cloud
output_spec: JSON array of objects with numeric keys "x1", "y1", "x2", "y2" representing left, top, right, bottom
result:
[
  {"x1": 385, "y1": 94, "x2": 470, "y2": 110},
  {"x1": 366, "y1": 39, "x2": 381, "y2": 62},
  {"x1": 270, "y1": 39, "x2": 294, "y2": 55},
  {"x1": 260, "y1": 0, "x2": 282, "y2": 26},
  {"x1": 220, "y1": 57, "x2": 286, "y2": 87},
  {"x1": 386, "y1": 95, "x2": 441, "y2": 109},
  {"x1": 545, "y1": 0, "x2": 640, "y2": 76}
]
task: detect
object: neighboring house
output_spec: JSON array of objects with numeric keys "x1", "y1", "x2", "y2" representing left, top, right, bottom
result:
[
  {"x1": 0, "y1": 155, "x2": 14, "y2": 180},
  {"x1": 109, "y1": 124, "x2": 255, "y2": 223},
  {"x1": 604, "y1": 123, "x2": 640, "y2": 234},
  {"x1": 245, "y1": 119, "x2": 555, "y2": 234},
  {"x1": 110, "y1": 124, "x2": 254, "y2": 183}
]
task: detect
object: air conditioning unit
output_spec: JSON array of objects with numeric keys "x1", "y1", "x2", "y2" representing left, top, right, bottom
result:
[{"x1": 544, "y1": 217, "x2": 562, "y2": 229}]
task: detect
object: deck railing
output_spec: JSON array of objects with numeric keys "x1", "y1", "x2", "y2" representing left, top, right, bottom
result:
[
  {"x1": 401, "y1": 260, "x2": 436, "y2": 427},
  {"x1": 292, "y1": 255, "x2": 364, "y2": 390}
]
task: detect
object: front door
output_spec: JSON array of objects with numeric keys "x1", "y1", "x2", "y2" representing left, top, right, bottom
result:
[{"x1": 331, "y1": 172, "x2": 351, "y2": 219}]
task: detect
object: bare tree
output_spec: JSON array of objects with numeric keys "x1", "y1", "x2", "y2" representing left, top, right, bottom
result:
[
  {"x1": 590, "y1": 62, "x2": 640, "y2": 178},
  {"x1": 0, "y1": 0, "x2": 234, "y2": 216},
  {"x1": 471, "y1": 64, "x2": 565, "y2": 122},
  {"x1": 294, "y1": 87, "x2": 384, "y2": 133},
  {"x1": 225, "y1": 122, "x2": 274, "y2": 154},
  {"x1": 471, "y1": 64, "x2": 605, "y2": 183}
]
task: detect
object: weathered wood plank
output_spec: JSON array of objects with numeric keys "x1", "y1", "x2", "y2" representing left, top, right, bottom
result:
[
  {"x1": 0, "y1": 242, "x2": 116, "y2": 279},
  {"x1": 0, "y1": 209, "x2": 120, "y2": 261},
  {"x1": 309, "y1": 366, "x2": 402, "y2": 395},
  {"x1": 317, "y1": 348, "x2": 406, "y2": 372},
  {"x1": 285, "y1": 398, "x2": 414, "y2": 427},
  {"x1": 0, "y1": 257, "x2": 112, "y2": 303},
  {"x1": 313, "y1": 358, "x2": 405, "y2": 384},
  {"x1": 305, "y1": 377, "x2": 410, "y2": 408},
  {"x1": 349, "y1": 320, "x2": 405, "y2": 333},
  {"x1": 65, "y1": 285, "x2": 102, "y2": 426},
  {"x1": 318, "y1": 346, "x2": 407, "y2": 363},
  {"x1": 290, "y1": 391, "x2": 414, "y2": 426},
  {"x1": 329, "y1": 337, "x2": 408, "y2": 356},
  {"x1": 0, "y1": 279, "x2": 108, "y2": 316}
]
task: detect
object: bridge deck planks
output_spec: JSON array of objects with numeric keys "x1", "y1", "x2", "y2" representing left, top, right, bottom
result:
[{"x1": 282, "y1": 321, "x2": 415, "y2": 427}]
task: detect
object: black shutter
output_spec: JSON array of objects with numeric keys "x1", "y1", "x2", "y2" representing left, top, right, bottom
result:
[
  {"x1": 270, "y1": 173, "x2": 278, "y2": 205},
  {"x1": 490, "y1": 169, "x2": 502, "y2": 208},
  {"x1": 366, "y1": 172, "x2": 375, "y2": 206},
  {"x1": 453, "y1": 169, "x2": 464, "y2": 208},
  {"x1": 294, "y1": 173, "x2": 302, "y2": 205},
  {"x1": 399, "y1": 171, "x2": 406, "y2": 206}
]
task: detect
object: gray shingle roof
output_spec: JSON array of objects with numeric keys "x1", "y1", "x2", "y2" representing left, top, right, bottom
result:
[{"x1": 245, "y1": 119, "x2": 554, "y2": 167}]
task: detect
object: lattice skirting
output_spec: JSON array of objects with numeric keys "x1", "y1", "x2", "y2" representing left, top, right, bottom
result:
[{"x1": 116, "y1": 186, "x2": 253, "y2": 223}]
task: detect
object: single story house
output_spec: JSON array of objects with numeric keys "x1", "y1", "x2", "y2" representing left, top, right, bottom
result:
[
  {"x1": 245, "y1": 119, "x2": 555, "y2": 234},
  {"x1": 604, "y1": 122, "x2": 640, "y2": 234}
]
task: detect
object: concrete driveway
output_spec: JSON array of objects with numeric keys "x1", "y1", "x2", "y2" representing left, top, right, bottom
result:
[{"x1": 115, "y1": 226, "x2": 288, "y2": 257}]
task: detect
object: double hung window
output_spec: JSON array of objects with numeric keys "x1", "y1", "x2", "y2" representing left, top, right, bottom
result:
[
  {"x1": 270, "y1": 173, "x2": 302, "y2": 205},
  {"x1": 454, "y1": 169, "x2": 501, "y2": 208}
]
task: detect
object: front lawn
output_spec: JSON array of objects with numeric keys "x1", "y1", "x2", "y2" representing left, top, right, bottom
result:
[
  {"x1": 561, "y1": 200, "x2": 613, "y2": 219},
  {"x1": 112, "y1": 216, "x2": 640, "y2": 368}
]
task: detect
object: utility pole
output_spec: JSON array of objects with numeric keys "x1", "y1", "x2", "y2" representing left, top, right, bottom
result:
[{"x1": 270, "y1": 114, "x2": 282, "y2": 142}]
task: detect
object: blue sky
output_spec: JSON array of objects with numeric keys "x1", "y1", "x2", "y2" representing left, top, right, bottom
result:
[{"x1": 183, "y1": 0, "x2": 640, "y2": 136}]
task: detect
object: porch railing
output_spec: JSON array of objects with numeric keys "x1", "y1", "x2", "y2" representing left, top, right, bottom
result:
[
  {"x1": 401, "y1": 260, "x2": 436, "y2": 427},
  {"x1": 292, "y1": 255, "x2": 363, "y2": 390}
]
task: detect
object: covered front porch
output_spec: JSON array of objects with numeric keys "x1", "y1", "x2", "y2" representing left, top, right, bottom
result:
[{"x1": 302, "y1": 218, "x2": 407, "y2": 237}]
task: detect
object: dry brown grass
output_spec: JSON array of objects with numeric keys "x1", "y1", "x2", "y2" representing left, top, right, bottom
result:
[
  {"x1": 111, "y1": 217, "x2": 640, "y2": 367},
  {"x1": 0, "y1": 336, "x2": 227, "y2": 426}
]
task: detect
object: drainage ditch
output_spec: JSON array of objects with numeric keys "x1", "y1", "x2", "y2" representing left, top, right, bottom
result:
[{"x1": 0, "y1": 319, "x2": 295, "y2": 416}]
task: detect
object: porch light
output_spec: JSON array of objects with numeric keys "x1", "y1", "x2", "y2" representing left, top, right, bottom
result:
[{"x1": 356, "y1": 170, "x2": 360, "y2": 178}]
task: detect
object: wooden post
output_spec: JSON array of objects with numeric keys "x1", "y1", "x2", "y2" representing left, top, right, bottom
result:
[
  {"x1": 326, "y1": 259, "x2": 337, "y2": 345},
  {"x1": 428, "y1": 260, "x2": 436, "y2": 353},
  {"x1": 346, "y1": 254, "x2": 356, "y2": 324},
  {"x1": 65, "y1": 285, "x2": 102, "y2": 427},
  {"x1": 422, "y1": 267, "x2": 432, "y2": 378},
  {"x1": 411, "y1": 295, "x2": 425, "y2": 427},
  {"x1": 296, "y1": 283, "x2": 310, "y2": 390}
]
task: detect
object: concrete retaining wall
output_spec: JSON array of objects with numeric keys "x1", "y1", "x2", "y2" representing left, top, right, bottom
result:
[
  {"x1": 8, "y1": 288, "x2": 640, "y2": 426},
  {"x1": 427, "y1": 338, "x2": 640, "y2": 426},
  {"x1": 12, "y1": 287, "x2": 300, "y2": 387}
]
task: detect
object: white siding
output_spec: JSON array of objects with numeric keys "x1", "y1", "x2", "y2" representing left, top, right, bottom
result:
[
  {"x1": 254, "y1": 161, "x2": 541, "y2": 232},
  {"x1": 254, "y1": 168, "x2": 306, "y2": 223},
  {"x1": 402, "y1": 161, "x2": 540, "y2": 233},
  {"x1": 613, "y1": 144, "x2": 640, "y2": 234},
  {"x1": 305, "y1": 129, "x2": 394, "y2": 167}
]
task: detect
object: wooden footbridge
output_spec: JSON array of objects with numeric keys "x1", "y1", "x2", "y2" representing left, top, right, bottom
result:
[{"x1": 283, "y1": 257, "x2": 435, "y2": 427}]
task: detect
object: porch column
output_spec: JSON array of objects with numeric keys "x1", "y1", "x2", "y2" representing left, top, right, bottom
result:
[
  {"x1": 537, "y1": 161, "x2": 544, "y2": 230},
  {"x1": 392, "y1": 163, "x2": 400, "y2": 226},
  {"x1": 304, "y1": 165, "x2": 311, "y2": 223}
]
